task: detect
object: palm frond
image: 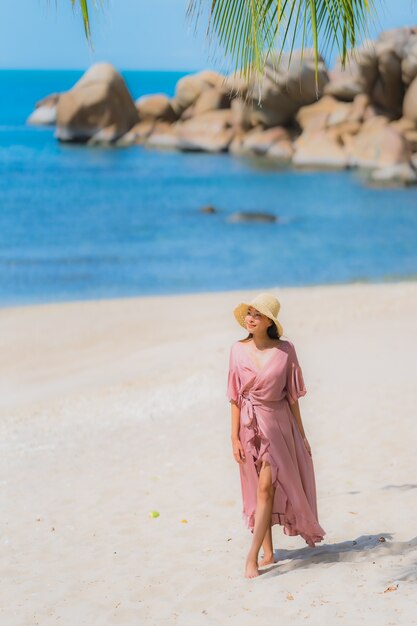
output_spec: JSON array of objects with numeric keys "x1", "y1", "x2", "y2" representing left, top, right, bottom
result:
[
  {"x1": 70, "y1": 0, "x2": 94, "y2": 41},
  {"x1": 187, "y1": 0, "x2": 375, "y2": 82}
]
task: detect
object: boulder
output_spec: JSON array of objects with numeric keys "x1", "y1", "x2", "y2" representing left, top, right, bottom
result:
[
  {"x1": 226, "y1": 50, "x2": 329, "y2": 128},
  {"x1": 389, "y1": 116, "x2": 416, "y2": 133},
  {"x1": 371, "y1": 42, "x2": 404, "y2": 115},
  {"x1": 192, "y1": 87, "x2": 231, "y2": 116},
  {"x1": 171, "y1": 71, "x2": 226, "y2": 116},
  {"x1": 324, "y1": 42, "x2": 378, "y2": 101},
  {"x1": 240, "y1": 127, "x2": 290, "y2": 155},
  {"x1": 56, "y1": 63, "x2": 139, "y2": 143},
  {"x1": 224, "y1": 70, "x2": 251, "y2": 98},
  {"x1": 136, "y1": 94, "x2": 177, "y2": 123},
  {"x1": 266, "y1": 140, "x2": 293, "y2": 162},
  {"x1": 324, "y1": 68, "x2": 363, "y2": 102},
  {"x1": 326, "y1": 28, "x2": 417, "y2": 116},
  {"x1": 369, "y1": 162, "x2": 417, "y2": 186},
  {"x1": 179, "y1": 129, "x2": 234, "y2": 153},
  {"x1": 256, "y1": 50, "x2": 329, "y2": 126},
  {"x1": 403, "y1": 129, "x2": 417, "y2": 151},
  {"x1": 229, "y1": 127, "x2": 293, "y2": 162},
  {"x1": 343, "y1": 44, "x2": 379, "y2": 93},
  {"x1": 350, "y1": 119, "x2": 411, "y2": 168},
  {"x1": 295, "y1": 94, "x2": 367, "y2": 145},
  {"x1": 348, "y1": 94, "x2": 370, "y2": 122},
  {"x1": 296, "y1": 95, "x2": 351, "y2": 131},
  {"x1": 326, "y1": 121, "x2": 362, "y2": 142},
  {"x1": 265, "y1": 49, "x2": 329, "y2": 105},
  {"x1": 27, "y1": 93, "x2": 60, "y2": 126},
  {"x1": 230, "y1": 98, "x2": 255, "y2": 130},
  {"x1": 228, "y1": 212, "x2": 278, "y2": 223},
  {"x1": 145, "y1": 122, "x2": 180, "y2": 150},
  {"x1": 356, "y1": 115, "x2": 390, "y2": 132},
  {"x1": 229, "y1": 133, "x2": 246, "y2": 155},
  {"x1": 292, "y1": 129, "x2": 348, "y2": 169},
  {"x1": 116, "y1": 120, "x2": 155, "y2": 146},
  {"x1": 403, "y1": 75, "x2": 417, "y2": 123},
  {"x1": 249, "y1": 77, "x2": 296, "y2": 127},
  {"x1": 363, "y1": 103, "x2": 381, "y2": 121},
  {"x1": 377, "y1": 26, "x2": 413, "y2": 54},
  {"x1": 339, "y1": 132, "x2": 356, "y2": 157},
  {"x1": 402, "y1": 35, "x2": 417, "y2": 85},
  {"x1": 176, "y1": 110, "x2": 235, "y2": 152}
]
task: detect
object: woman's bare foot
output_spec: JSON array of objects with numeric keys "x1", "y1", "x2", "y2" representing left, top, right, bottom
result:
[
  {"x1": 245, "y1": 557, "x2": 260, "y2": 578},
  {"x1": 258, "y1": 552, "x2": 276, "y2": 567}
]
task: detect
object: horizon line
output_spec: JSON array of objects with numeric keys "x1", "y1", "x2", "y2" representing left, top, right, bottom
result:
[{"x1": 0, "y1": 66, "x2": 201, "y2": 73}]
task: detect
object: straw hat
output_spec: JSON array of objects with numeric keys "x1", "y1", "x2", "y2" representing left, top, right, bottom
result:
[{"x1": 233, "y1": 293, "x2": 284, "y2": 336}]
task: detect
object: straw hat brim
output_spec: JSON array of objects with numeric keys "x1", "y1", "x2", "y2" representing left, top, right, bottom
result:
[{"x1": 233, "y1": 301, "x2": 284, "y2": 336}]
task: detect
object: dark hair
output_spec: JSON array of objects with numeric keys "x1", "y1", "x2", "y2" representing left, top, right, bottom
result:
[{"x1": 244, "y1": 319, "x2": 280, "y2": 340}]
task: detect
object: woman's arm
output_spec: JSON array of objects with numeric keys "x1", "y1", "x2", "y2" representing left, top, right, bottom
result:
[
  {"x1": 289, "y1": 400, "x2": 312, "y2": 455},
  {"x1": 289, "y1": 399, "x2": 306, "y2": 438},
  {"x1": 231, "y1": 401, "x2": 246, "y2": 463}
]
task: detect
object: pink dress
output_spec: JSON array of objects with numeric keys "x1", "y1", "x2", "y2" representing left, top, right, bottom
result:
[{"x1": 227, "y1": 339, "x2": 325, "y2": 547}]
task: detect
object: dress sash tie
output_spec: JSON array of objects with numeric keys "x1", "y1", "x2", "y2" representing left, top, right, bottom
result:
[{"x1": 238, "y1": 391, "x2": 261, "y2": 428}]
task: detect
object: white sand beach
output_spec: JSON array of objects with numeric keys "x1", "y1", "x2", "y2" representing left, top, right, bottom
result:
[{"x1": 1, "y1": 280, "x2": 416, "y2": 625}]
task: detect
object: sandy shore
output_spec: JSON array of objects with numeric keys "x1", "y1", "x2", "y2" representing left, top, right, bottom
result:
[{"x1": 1, "y1": 280, "x2": 416, "y2": 625}]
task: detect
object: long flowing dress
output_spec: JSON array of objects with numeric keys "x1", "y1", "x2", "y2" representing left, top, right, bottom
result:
[{"x1": 227, "y1": 338, "x2": 325, "y2": 547}]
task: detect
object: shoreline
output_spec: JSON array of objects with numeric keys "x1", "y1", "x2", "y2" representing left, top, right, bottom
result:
[{"x1": 2, "y1": 272, "x2": 417, "y2": 312}]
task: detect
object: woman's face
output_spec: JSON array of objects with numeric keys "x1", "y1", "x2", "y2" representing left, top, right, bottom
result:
[{"x1": 245, "y1": 306, "x2": 273, "y2": 334}]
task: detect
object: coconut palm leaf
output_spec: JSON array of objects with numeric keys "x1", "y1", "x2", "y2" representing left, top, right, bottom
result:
[
  {"x1": 186, "y1": 0, "x2": 375, "y2": 81},
  {"x1": 70, "y1": 0, "x2": 93, "y2": 40},
  {"x1": 70, "y1": 0, "x2": 375, "y2": 82}
]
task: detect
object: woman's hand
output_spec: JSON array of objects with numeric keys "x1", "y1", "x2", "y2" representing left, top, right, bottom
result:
[
  {"x1": 232, "y1": 437, "x2": 246, "y2": 464},
  {"x1": 303, "y1": 436, "x2": 312, "y2": 456}
]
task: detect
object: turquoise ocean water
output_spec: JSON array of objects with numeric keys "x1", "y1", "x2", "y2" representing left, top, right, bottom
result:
[{"x1": 0, "y1": 69, "x2": 417, "y2": 307}]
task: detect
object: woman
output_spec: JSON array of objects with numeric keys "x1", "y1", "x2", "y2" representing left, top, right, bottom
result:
[{"x1": 227, "y1": 293, "x2": 326, "y2": 578}]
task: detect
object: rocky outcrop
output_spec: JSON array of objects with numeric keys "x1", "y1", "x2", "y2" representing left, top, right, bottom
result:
[
  {"x1": 177, "y1": 86, "x2": 233, "y2": 122},
  {"x1": 116, "y1": 120, "x2": 155, "y2": 146},
  {"x1": 135, "y1": 94, "x2": 177, "y2": 123},
  {"x1": 27, "y1": 93, "x2": 60, "y2": 126},
  {"x1": 229, "y1": 127, "x2": 293, "y2": 162},
  {"x1": 145, "y1": 122, "x2": 180, "y2": 150},
  {"x1": 369, "y1": 162, "x2": 417, "y2": 185},
  {"x1": 402, "y1": 36, "x2": 417, "y2": 84},
  {"x1": 55, "y1": 63, "x2": 139, "y2": 143},
  {"x1": 226, "y1": 49, "x2": 329, "y2": 128},
  {"x1": 403, "y1": 75, "x2": 417, "y2": 123},
  {"x1": 325, "y1": 27, "x2": 417, "y2": 117},
  {"x1": 293, "y1": 130, "x2": 348, "y2": 169},
  {"x1": 296, "y1": 95, "x2": 353, "y2": 131},
  {"x1": 29, "y1": 29, "x2": 417, "y2": 185},
  {"x1": 171, "y1": 71, "x2": 226, "y2": 116},
  {"x1": 176, "y1": 110, "x2": 235, "y2": 152},
  {"x1": 228, "y1": 212, "x2": 278, "y2": 223},
  {"x1": 349, "y1": 117, "x2": 411, "y2": 168}
]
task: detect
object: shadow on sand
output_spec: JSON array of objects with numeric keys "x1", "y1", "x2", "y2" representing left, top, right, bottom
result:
[{"x1": 258, "y1": 533, "x2": 417, "y2": 578}]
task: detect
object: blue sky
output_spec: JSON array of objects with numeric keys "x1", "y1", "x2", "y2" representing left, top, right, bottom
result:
[{"x1": 1, "y1": 1, "x2": 417, "y2": 71}]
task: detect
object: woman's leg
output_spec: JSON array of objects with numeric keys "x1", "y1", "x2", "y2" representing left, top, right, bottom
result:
[
  {"x1": 245, "y1": 461, "x2": 275, "y2": 578},
  {"x1": 259, "y1": 525, "x2": 276, "y2": 567}
]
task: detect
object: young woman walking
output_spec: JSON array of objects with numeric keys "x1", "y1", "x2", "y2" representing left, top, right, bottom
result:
[{"x1": 227, "y1": 293, "x2": 326, "y2": 578}]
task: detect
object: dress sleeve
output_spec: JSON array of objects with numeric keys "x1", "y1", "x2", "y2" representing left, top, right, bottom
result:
[
  {"x1": 226, "y1": 345, "x2": 240, "y2": 404},
  {"x1": 286, "y1": 341, "x2": 307, "y2": 405}
]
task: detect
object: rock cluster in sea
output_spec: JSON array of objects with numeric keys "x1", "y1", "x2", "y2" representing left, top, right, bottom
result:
[{"x1": 28, "y1": 27, "x2": 417, "y2": 185}]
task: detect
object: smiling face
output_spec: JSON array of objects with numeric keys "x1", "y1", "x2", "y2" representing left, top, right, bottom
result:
[{"x1": 245, "y1": 306, "x2": 274, "y2": 335}]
